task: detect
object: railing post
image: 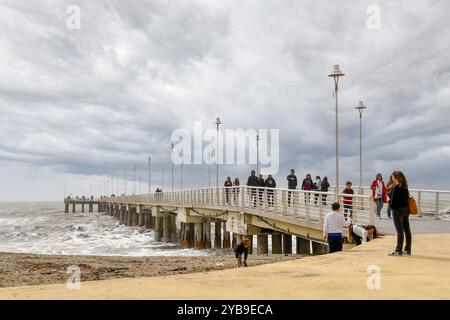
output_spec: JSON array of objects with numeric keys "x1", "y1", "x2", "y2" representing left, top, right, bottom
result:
[
  {"x1": 282, "y1": 190, "x2": 287, "y2": 215},
  {"x1": 435, "y1": 192, "x2": 440, "y2": 220},
  {"x1": 417, "y1": 191, "x2": 422, "y2": 217},
  {"x1": 369, "y1": 197, "x2": 376, "y2": 226}
]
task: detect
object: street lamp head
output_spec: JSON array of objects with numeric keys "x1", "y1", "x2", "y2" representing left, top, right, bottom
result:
[
  {"x1": 170, "y1": 143, "x2": 174, "y2": 150},
  {"x1": 215, "y1": 117, "x2": 222, "y2": 126},
  {"x1": 356, "y1": 100, "x2": 366, "y2": 110},
  {"x1": 328, "y1": 65, "x2": 345, "y2": 78},
  {"x1": 256, "y1": 134, "x2": 260, "y2": 141}
]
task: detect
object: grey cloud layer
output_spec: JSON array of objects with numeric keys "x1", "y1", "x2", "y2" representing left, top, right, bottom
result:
[{"x1": 1, "y1": 0, "x2": 450, "y2": 199}]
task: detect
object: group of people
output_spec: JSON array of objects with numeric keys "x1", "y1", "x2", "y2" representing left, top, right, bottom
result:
[{"x1": 323, "y1": 170, "x2": 412, "y2": 256}]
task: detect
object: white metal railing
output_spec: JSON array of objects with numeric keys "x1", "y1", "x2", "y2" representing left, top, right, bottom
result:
[
  {"x1": 102, "y1": 186, "x2": 376, "y2": 227},
  {"x1": 329, "y1": 186, "x2": 450, "y2": 219}
]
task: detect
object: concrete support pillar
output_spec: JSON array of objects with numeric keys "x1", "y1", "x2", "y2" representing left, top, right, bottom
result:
[
  {"x1": 127, "y1": 207, "x2": 132, "y2": 226},
  {"x1": 154, "y1": 216, "x2": 163, "y2": 242},
  {"x1": 72, "y1": 204, "x2": 76, "y2": 213},
  {"x1": 194, "y1": 223, "x2": 203, "y2": 250},
  {"x1": 283, "y1": 234, "x2": 293, "y2": 254},
  {"x1": 182, "y1": 223, "x2": 195, "y2": 248},
  {"x1": 214, "y1": 221, "x2": 222, "y2": 249},
  {"x1": 170, "y1": 215, "x2": 177, "y2": 242},
  {"x1": 163, "y1": 213, "x2": 170, "y2": 242},
  {"x1": 138, "y1": 206, "x2": 145, "y2": 227},
  {"x1": 232, "y1": 233, "x2": 237, "y2": 248},
  {"x1": 296, "y1": 237, "x2": 311, "y2": 255},
  {"x1": 144, "y1": 210, "x2": 152, "y2": 229},
  {"x1": 312, "y1": 242, "x2": 328, "y2": 255},
  {"x1": 247, "y1": 235, "x2": 254, "y2": 254},
  {"x1": 180, "y1": 222, "x2": 187, "y2": 248},
  {"x1": 257, "y1": 235, "x2": 269, "y2": 255},
  {"x1": 203, "y1": 221, "x2": 211, "y2": 249},
  {"x1": 65, "y1": 204, "x2": 69, "y2": 213},
  {"x1": 272, "y1": 234, "x2": 282, "y2": 254},
  {"x1": 120, "y1": 206, "x2": 125, "y2": 223},
  {"x1": 89, "y1": 203, "x2": 93, "y2": 213},
  {"x1": 81, "y1": 204, "x2": 85, "y2": 213},
  {"x1": 222, "y1": 221, "x2": 230, "y2": 248}
]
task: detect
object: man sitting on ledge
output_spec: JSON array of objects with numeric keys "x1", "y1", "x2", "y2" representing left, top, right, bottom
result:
[{"x1": 234, "y1": 238, "x2": 251, "y2": 267}]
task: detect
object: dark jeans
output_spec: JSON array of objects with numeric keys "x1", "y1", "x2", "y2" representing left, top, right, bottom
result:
[
  {"x1": 327, "y1": 234, "x2": 343, "y2": 253},
  {"x1": 351, "y1": 230, "x2": 362, "y2": 246},
  {"x1": 344, "y1": 204, "x2": 353, "y2": 218},
  {"x1": 375, "y1": 198, "x2": 383, "y2": 217},
  {"x1": 393, "y1": 207, "x2": 412, "y2": 253}
]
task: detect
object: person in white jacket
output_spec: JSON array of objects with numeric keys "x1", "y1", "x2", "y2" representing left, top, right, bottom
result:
[
  {"x1": 350, "y1": 224, "x2": 377, "y2": 245},
  {"x1": 323, "y1": 202, "x2": 351, "y2": 253}
]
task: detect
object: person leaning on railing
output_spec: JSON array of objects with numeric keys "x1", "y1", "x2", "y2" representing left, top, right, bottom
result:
[{"x1": 265, "y1": 174, "x2": 276, "y2": 207}]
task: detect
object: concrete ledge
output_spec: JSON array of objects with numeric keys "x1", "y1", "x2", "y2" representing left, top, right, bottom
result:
[{"x1": 1, "y1": 234, "x2": 449, "y2": 299}]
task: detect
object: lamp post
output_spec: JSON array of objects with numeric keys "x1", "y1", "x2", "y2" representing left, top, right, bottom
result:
[
  {"x1": 123, "y1": 170, "x2": 127, "y2": 195},
  {"x1": 170, "y1": 143, "x2": 175, "y2": 191},
  {"x1": 256, "y1": 134, "x2": 260, "y2": 175},
  {"x1": 215, "y1": 117, "x2": 222, "y2": 188},
  {"x1": 208, "y1": 151, "x2": 212, "y2": 188},
  {"x1": 148, "y1": 156, "x2": 152, "y2": 196},
  {"x1": 355, "y1": 101, "x2": 366, "y2": 196},
  {"x1": 328, "y1": 65, "x2": 345, "y2": 200},
  {"x1": 133, "y1": 165, "x2": 136, "y2": 195},
  {"x1": 162, "y1": 168, "x2": 165, "y2": 191}
]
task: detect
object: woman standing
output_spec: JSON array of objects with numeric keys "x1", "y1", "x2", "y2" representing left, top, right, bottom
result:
[
  {"x1": 370, "y1": 173, "x2": 387, "y2": 219},
  {"x1": 389, "y1": 171, "x2": 412, "y2": 256},
  {"x1": 233, "y1": 178, "x2": 240, "y2": 203},
  {"x1": 224, "y1": 177, "x2": 233, "y2": 204},
  {"x1": 386, "y1": 174, "x2": 395, "y2": 219}
]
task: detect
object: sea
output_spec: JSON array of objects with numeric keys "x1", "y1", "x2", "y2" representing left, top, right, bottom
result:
[{"x1": 0, "y1": 202, "x2": 207, "y2": 257}]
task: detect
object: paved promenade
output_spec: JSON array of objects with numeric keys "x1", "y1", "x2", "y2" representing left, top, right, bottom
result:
[{"x1": 1, "y1": 233, "x2": 449, "y2": 299}]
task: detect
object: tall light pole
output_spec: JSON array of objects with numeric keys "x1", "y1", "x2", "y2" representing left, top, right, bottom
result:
[
  {"x1": 181, "y1": 162, "x2": 184, "y2": 191},
  {"x1": 356, "y1": 101, "x2": 366, "y2": 195},
  {"x1": 123, "y1": 170, "x2": 127, "y2": 195},
  {"x1": 148, "y1": 156, "x2": 152, "y2": 195},
  {"x1": 256, "y1": 134, "x2": 260, "y2": 175},
  {"x1": 328, "y1": 65, "x2": 345, "y2": 200},
  {"x1": 133, "y1": 165, "x2": 136, "y2": 195},
  {"x1": 162, "y1": 168, "x2": 165, "y2": 191},
  {"x1": 170, "y1": 143, "x2": 175, "y2": 191},
  {"x1": 208, "y1": 151, "x2": 212, "y2": 188},
  {"x1": 215, "y1": 117, "x2": 222, "y2": 188}
]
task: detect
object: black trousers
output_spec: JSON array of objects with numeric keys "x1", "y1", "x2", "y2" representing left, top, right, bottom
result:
[
  {"x1": 351, "y1": 230, "x2": 362, "y2": 246},
  {"x1": 392, "y1": 207, "x2": 412, "y2": 253}
]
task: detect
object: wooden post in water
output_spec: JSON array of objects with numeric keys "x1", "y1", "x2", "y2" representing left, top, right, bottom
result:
[
  {"x1": 170, "y1": 215, "x2": 177, "y2": 242},
  {"x1": 257, "y1": 235, "x2": 269, "y2": 255},
  {"x1": 163, "y1": 213, "x2": 170, "y2": 242},
  {"x1": 72, "y1": 203, "x2": 76, "y2": 213},
  {"x1": 180, "y1": 222, "x2": 187, "y2": 248},
  {"x1": 65, "y1": 203, "x2": 69, "y2": 213},
  {"x1": 81, "y1": 203, "x2": 85, "y2": 213},
  {"x1": 272, "y1": 234, "x2": 282, "y2": 254},
  {"x1": 89, "y1": 203, "x2": 93, "y2": 213},
  {"x1": 154, "y1": 207, "x2": 163, "y2": 242},
  {"x1": 283, "y1": 234, "x2": 292, "y2": 254}
]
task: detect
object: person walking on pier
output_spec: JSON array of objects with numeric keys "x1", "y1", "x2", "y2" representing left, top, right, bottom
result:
[
  {"x1": 234, "y1": 238, "x2": 250, "y2": 267},
  {"x1": 257, "y1": 174, "x2": 265, "y2": 206},
  {"x1": 287, "y1": 169, "x2": 298, "y2": 207},
  {"x1": 321, "y1": 177, "x2": 330, "y2": 206},
  {"x1": 389, "y1": 171, "x2": 412, "y2": 256},
  {"x1": 265, "y1": 174, "x2": 276, "y2": 208},
  {"x1": 233, "y1": 178, "x2": 240, "y2": 204},
  {"x1": 370, "y1": 173, "x2": 388, "y2": 219},
  {"x1": 386, "y1": 174, "x2": 395, "y2": 219},
  {"x1": 342, "y1": 181, "x2": 354, "y2": 218},
  {"x1": 323, "y1": 202, "x2": 351, "y2": 253},
  {"x1": 314, "y1": 176, "x2": 322, "y2": 205},
  {"x1": 224, "y1": 177, "x2": 233, "y2": 204},
  {"x1": 247, "y1": 170, "x2": 258, "y2": 207},
  {"x1": 302, "y1": 173, "x2": 314, "y2": 204}
]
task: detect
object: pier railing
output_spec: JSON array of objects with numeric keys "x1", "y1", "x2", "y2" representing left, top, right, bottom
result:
[
  {"x1": 104, "y1": 187, "x2": 376, "y2": 226},
  {"x1": 330, "y1": 187, "x2": 450, "y2": 219}
]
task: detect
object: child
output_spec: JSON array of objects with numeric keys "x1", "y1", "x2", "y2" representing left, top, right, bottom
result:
[
  {"x1": 342, "y1": 181, "x2": 354, "y2": 218},
  {"x1": 234, "y1": 238, "x2": 250, "y2": 267},
  {"x1": 323, "y1": 203, "x2": 351, "y2": 253}
]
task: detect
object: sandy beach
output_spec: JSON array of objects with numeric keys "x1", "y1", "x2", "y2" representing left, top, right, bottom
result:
[
  {"x1": 0, "y1": 251, "x2": 302, "y2": 288},
  {"x1": 1, "y1": 234, "x2": 449, "y2": 299}
]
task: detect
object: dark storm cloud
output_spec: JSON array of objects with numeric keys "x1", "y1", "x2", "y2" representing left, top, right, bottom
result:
[{"x1": 0, "y1": 0, "x2": 450, "y2": 199}]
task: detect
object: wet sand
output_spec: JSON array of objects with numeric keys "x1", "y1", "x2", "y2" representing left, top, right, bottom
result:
[{"x1": 0, "y1": 251, "x2": 302, "y2": 288}]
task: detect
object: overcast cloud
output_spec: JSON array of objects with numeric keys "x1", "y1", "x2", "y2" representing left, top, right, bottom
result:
[{"x1": 1, "y1": 0, "x2": 449, "y2": 200}]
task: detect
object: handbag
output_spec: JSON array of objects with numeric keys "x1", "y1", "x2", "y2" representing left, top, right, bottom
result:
[{"x1": 408, "y1": 197, "x2": 418, "y2": 215}]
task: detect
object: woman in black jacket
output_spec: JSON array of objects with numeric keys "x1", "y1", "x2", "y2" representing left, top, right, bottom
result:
[{"x1": 389, "y1": 171, "x2": 412, "y2": 256}]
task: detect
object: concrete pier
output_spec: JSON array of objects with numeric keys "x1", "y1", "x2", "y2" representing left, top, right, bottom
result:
[
  {"x1": 272, "y1": 234, "x2": 282, "y2": 254},
  {"x1": 283, "y1": 234, "x2": 292, "y2": 254},
  {"x1": 257, "y1": 235, "x2": 269, "y2": 255}
]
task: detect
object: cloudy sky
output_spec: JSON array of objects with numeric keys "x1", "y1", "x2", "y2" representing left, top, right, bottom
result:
[{"x1": 1, "y1": 0, "x2": 449, "y2": 201}]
